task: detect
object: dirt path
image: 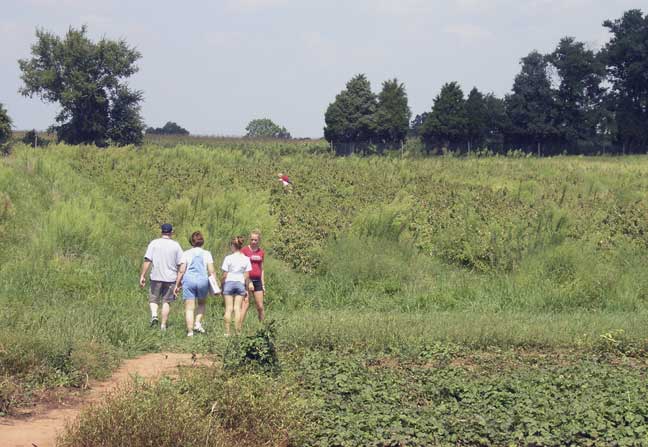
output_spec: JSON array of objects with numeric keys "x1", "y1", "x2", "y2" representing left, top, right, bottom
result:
[{"x1": 0, "y1": 352, "x2": 212, "y2": 447}]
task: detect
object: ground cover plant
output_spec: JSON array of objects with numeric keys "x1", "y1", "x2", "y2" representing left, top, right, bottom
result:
[{"x1": 2, "y1": 142, "x2": 648, "y2": 445}]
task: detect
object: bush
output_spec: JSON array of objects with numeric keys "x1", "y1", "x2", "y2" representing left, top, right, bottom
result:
[
  {"x1": 59, "y1": 368, "x2": 307, "y2": 447},
  {"x1": 224, "y1": 321, "x2": 280, "y2": 372},
  {"x1": 21, "y1": 129, "x2": 51, "y2": 147}
]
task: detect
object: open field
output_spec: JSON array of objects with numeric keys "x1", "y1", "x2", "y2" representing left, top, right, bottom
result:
[{"x1": 2, "y1": 142, "x2": 648, "y2": 445}]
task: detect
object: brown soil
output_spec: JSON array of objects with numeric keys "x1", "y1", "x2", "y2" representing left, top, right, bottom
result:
[{"x1": 0, "y1": 352, "x2": 213, "y2": 447}]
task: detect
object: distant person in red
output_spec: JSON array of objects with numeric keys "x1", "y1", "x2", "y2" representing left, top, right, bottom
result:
[
  {"x1": 241, "y1": 229, "x2": 266, "y2": 322},
  {"x1": 278, "y1": 172, "x2": 292, "y2": 187}
]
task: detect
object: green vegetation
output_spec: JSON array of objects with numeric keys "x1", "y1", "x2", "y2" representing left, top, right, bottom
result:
[
  {"x1": 326, "y1": 9, "x2": 648, "y2": 155},
  {"x1": 19, "y1": 26, "x2": 144, "y2": 146},
  {"x1": 0, "y1": 103, "x2": 12, "y2": 154},
  {"x1": 146, "y1": 121, "x2": 190, "y2": 136},
  {"x1": 3, "y1": 142, "x2": 648, "y2": 445},
  {"x1": 245, "y1": 118, "x2": 291, "y2": 139}
]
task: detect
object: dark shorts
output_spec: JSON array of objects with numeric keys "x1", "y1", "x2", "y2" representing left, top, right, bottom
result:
[
  {"x1": 251, "y1": 278, "x2": 264, "y2": 292},
  {"x1": 149, "y1": 280, "x2": 176, "y2": 304}
]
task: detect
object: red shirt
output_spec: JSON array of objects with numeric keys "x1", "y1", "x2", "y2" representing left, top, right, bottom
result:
[{"x1": 241, "y1": 246, "x2": 264, "y2": 279}]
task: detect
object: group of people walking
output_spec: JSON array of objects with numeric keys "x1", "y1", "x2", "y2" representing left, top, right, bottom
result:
[{"x1": 139, "y1": 224, "x2": 265, "y2": 337}]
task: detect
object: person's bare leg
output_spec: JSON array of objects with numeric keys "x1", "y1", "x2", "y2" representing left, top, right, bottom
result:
[
  {"x1": 253, "y1": 291, "x2": 265, "y2": 321},
  {"x1": 195, "y1": 299, "x2": 206, "y2": 327},
  {"x1": 234, "y1": 295, "x2": 244, "y2": 333},
  {"x1": 161, "y1": 302, "x2": 171, "y2": 329},
  {"x1": 149, "y1": 302, "x2": 159, "y2": 319},
  {"x1": 241, "y1": 295, "x2": 250, "y2": 323},
  {"x1": 185, "y1": 300, "x2": 195, "y2": 333},
  {"x1": 223, "y1": 296, "x2": 234, "y2": 335}
]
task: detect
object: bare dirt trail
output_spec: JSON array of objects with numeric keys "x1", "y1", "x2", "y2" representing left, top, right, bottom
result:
[{"x1": 0, "y1": 352, "x2": 213, "y2": 447}]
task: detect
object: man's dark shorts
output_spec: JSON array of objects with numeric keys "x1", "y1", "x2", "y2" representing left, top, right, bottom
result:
[{"x1": 149, "y1": 280, "x2": 176, "y2": 304}]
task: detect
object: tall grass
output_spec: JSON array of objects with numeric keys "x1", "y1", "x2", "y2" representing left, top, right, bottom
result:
[{"x1": 3, "y1": 143, "x2": 648, "y2": 417}]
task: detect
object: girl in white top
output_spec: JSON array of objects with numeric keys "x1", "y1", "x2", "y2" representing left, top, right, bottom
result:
[{"x1": 221, "y1": 236, "x2": 252, "y2": 335}]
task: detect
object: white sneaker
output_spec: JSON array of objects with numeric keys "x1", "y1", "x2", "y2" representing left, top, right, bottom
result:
[
  {"x1": 160, "y1": 324, "x2": 167, "y2": 331},
  {"x1": 187, "y1": 331, "x2": 194, "y2": 337},
  {"x1": 193, "y1": 324, "x2": 206, "y2": 334}
]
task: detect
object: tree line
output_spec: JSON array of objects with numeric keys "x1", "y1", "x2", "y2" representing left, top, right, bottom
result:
[
  {"x1": 4, "y1": 27, "x2": 291, "y2": 148},
  {"x1": 324, "y1": 9, "x2": 648, "y2": 156},
  {"x1": 1, "y1": 9, "x2": 646, "y2": 154}
]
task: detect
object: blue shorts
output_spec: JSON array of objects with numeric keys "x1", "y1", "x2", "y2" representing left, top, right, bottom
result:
[
  {"x1": 182, "y1": 276, "x2": 209, "y2": 300},
  {"x1": 223, "y1": 281, "x2": 246, "y2": 296}
]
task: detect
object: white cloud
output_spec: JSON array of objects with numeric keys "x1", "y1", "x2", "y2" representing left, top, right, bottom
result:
[
  {"x1": 525, "y1": 0, "x2": 589, "y2": 14},
  {"x1": 203, "y1": 30, "x2": 246, "y2": 49},
  {"x1": 444, "y1": 23, "x2": 494, "y2": 42},
  {"x1": 78, "y1": 14, "x2": 114, "y2": 29},
  {"x1": 372, "y1": 0, "x2": 436, "y2": 15},
  {"x1": 25, "y1": 0, "x2": 107, "y2": 11},
  {"x1": 454, "y1": 0, "x2": 500, "y2": 14},
  {"x1": 302, "y1": 31, "x2": 338, "y2": 66},
  {"x1": 225, "y1": 0, "x2": 290, "y2": 13}
]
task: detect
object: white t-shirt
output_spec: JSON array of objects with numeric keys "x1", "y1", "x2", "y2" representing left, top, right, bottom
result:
[
  {"x1": 144, "y1": 237, "x2": 183, "y2": 282},
  {"x1": 221, "y1": 252, "x2": 252, "y2": 284},
  {"x1": 181, "y1": 247, "x2": 214, "y2": 274}
]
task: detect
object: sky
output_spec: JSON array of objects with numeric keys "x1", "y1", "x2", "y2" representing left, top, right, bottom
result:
[{"x1": 0, "y1": 0, "x2": 645, "y2": 138}]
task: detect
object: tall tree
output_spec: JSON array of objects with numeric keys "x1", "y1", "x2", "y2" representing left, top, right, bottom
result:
[
  {"x1": 18, "y1": 26, "x2": 144, "y2": 146},
  {"x1": 324, "y1": 74, "x2": 377, "y2": 154},
  {"x1": 108, "y1": 87, "x2": 144, "y2": 145},
  {"x1": 245, "y1": 118, "x2": 291, "y2": 139},
  {"x1": 409, "y1": 112, "x2": 428, "y2": 138},
  {"x1": 421, "y1": 82, "x2": 468, "y2": 151},
  {"x1": 549, "y1": 37, "x2": 607, "y2": 152},
  {"x1": 484, "y1": 93, "x2": 509, "y2": 151},
  {"x1": 0, "y1": 103, "x2": 11, "y2": 149},
  {"x1": 374, "y1": 79, "x2": 411, "y2": 150},
  {"x1": 146, "y1": 121, "x2": 190, "y2": 135},
  {"x1": 602, "y1": 9, "x2": 648, "y2": 153},
  {"x1": 505, "y1": 51, "x2": 559, "y2": 155},
  {"x1": 464, "y1": 87, "x2": 489, "y2": 152}
]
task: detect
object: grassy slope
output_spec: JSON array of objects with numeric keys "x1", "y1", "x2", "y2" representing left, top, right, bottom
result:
[{"x1": 2, "y1": 143, "x2": 648, "y2": 445}]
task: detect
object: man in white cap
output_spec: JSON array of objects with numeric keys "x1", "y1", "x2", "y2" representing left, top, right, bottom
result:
[{"x1": 139, "y1": 223, "x2": 183, "y2": 330}]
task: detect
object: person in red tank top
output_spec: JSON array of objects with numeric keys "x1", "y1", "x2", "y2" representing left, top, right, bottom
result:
[{"x1": 241, "y1": 229, "x2": 266, "y2": 322}]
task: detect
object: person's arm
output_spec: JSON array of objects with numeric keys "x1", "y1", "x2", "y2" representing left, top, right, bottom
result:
[
  {"x1": 221, "y1": 257, "x2": 228, "y2": 288},
  {"x1": 139, "y1": 259, "x2": 151, "y2": 288},
  {"x1": 174, "y1": 264, "x2": 186, "y2": 296},
  {"x1": 243, "y1": 271, "x2": 250, "y2": 296},
  {"x1": 261, "y1": 269, "x2": 266, "y2": 292},
  {"x1": 244, "y1": 258, "x2": 252, "y2": 295},
  {"x1": 207, "y1": 262, "x2": 215, "y2": 278}
]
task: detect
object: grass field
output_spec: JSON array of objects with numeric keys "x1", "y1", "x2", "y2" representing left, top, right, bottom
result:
[{"x1": 2, "y1": 141, "x2": 648, "y2": 445}]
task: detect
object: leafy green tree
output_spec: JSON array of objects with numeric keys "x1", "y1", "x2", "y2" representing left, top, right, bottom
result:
[
  {"x1": 505, "y1": 51, "x2": 559, "y2": 155},
  {"x1": 108, "y1": 87, "x2": 144, "y2": 145},
  {"x1": 146, "y1": 121, "x2": 190, "y2": 135},
  {"x1": 602, "y1": 9, "x2": 648, "y2": 153},
  {"x1": 374, "y1": 79, "x2": 411, "y2": 149},
  {"x1": 0, "y1": 103, "x2": 12, "y2": 149},
  {"x1": 409, "y1": 112, "x2": 428, "y2": 138},
  {"x1": 484, "y1": 93, "x2": 510, "y2": 152},
  {"x1": 549, "y1": 37, "x2": 607, "y2": 152},
  {"x1": 18, "y1": 26, "x2": 144, "y2": 146},
  {"x1": 324, "y1": 74, "x2": 377, "y2": 154},
  {"x1": 22, "y1": 129, "x2": 51, "y2": 148},
  {"x1": 421, "y1": 82, "x2": 468, "y2": 151},
  {"x1": 245, "y1": 118, "x2": 291, "y2": 139},
  {"x1": 465, "y1": 87, "x2": 489, "y2": 152}
]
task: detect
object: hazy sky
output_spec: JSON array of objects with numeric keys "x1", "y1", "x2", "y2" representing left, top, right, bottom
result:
[{"x1": 0, "y1": 0, "x2": 645, "y2": 137}]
